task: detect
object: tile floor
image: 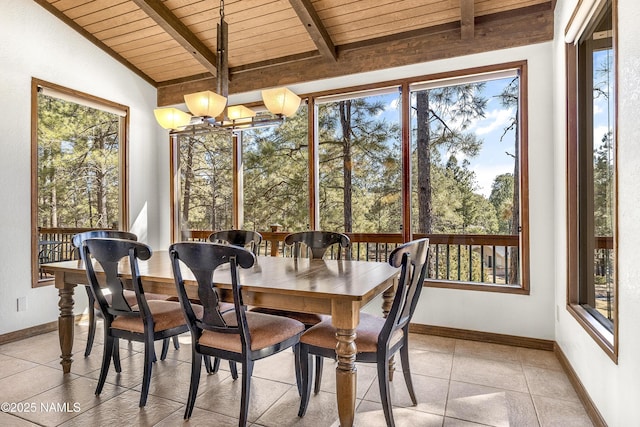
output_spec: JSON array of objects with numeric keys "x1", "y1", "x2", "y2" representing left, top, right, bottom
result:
[{"x1": 0, "y1": 321, "x2": 593, "y2": 426}]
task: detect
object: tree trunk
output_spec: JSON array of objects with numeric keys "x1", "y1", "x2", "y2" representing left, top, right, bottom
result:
[
  {"x1": 340, "y1": 100, "x2": 353, "y2": 232},
  {"x1": 416, "y1": 91, "x2": 432, "y2": 234},
  {"x1": 181, "y1": 137, "x2": 195, "y2": 228}
]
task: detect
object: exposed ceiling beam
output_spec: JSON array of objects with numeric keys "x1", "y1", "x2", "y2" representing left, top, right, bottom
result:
[
  {"x1": 460, "y1": 0, "x2": 475, "y2": 40},
  {"x1": 158, "y1": 3, "x2": 553, "y2": 106},
  {"x1": 288, "y1": 0, "x2": 337, "y2": 61},
  {"x1": 130, "y1": 0, "x2": 218, "y2": 76}
]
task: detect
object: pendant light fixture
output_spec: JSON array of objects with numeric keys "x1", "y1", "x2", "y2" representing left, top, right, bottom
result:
[{"x1": 154, "y1": 0, "x2": 301, "y2": 132}]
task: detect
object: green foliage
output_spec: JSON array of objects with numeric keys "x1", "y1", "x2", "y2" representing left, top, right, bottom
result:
[
  {"x1": 37, "y1": 94, "x2": 121, "y2": 228},
  {"x1": 489, "y1": 173, "x2": 515, "y2": 234}
]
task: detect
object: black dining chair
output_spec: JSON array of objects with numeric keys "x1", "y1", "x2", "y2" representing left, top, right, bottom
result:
[
  {"x1": 297, "y1": 238, "x2": 430, "y2": 427},
  {"x1": 72, "y1": 230, "x2": 178, "y2": 359},
  {"x1": 169, "y1": 242, "x2": 305, "y2": 425},
  {"x1": 251, "y1": 230, "x2": 351, "y2": 394},
  {"x1": 208, "y1": 229, "x2": 263, "y2": 254},
  {"x1": 81, "y1": 238, "x2": 193, "y2": 407}
]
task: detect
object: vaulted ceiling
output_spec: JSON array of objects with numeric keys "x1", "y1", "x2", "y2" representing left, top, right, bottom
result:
[{"x1": 34, "y1": 0, "x2": 554, "y2": 106}]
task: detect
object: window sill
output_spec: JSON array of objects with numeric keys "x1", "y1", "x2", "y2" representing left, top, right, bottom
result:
[{"x1": 567, "y1": 303, "x2": 617, "y2": 363}]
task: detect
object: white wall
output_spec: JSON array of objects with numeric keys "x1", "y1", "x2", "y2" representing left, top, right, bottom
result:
[
  {"x1": 0, "y1": 0, "x2": 167, "y2": 334},
  {"x1": 553, "y1": 1, "x2": 640, "y2": 426}
]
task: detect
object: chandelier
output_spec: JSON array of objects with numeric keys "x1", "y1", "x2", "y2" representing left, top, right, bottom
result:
[{"x1": 154, "y1": 0, "x2": 301, "y2": 132}]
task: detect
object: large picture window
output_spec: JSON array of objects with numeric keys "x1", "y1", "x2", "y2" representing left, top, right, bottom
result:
[
  {"x1": 410, "y1": 68, "x2": 528, "y2": 290},
  {"x1": 566, "y1": 0, "x2": 617, "y2": 356},
  {"x1": 168, "y1": 63, "x2": 530, "y2": 293},
  {"x1": 31, "y1": 79, "x2": 128, "y2": 286}
]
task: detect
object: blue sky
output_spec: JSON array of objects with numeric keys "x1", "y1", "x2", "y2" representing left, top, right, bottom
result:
[{"x1": 373, "y1": 77, "x2": 518, "y2": 198}]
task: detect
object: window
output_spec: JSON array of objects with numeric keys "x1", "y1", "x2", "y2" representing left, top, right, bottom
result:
[
  {"x1": 316, "y1": 88, "x2": 402, "y2": 233},
  {"x1": 410, "y1": 67, "x2": 529, "y2": 291},
  {"x1": 167, "y1": 63, "x2": 530, "y2": 294},
  {"x1": 172, "y1": 131, "x2": 233, "y2": 240},
  {"x1": 31, "y1": 79, "x2": 128, "y2": 286},
  {"x1": 566, "y1": 0, "x2": 617, "y2": 356},
  {"x1": 242, "y1": 104, "x2": 309, "y2": 231}
]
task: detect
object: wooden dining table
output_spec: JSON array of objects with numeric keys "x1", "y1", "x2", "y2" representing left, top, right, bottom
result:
[{"x1": 42, "y1": 252, "x2": 399, "y2": 427}]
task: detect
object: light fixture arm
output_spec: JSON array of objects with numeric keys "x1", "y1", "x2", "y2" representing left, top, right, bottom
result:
[{"x1": 217, "y1": 0, "x2": 228, "y2": 98}]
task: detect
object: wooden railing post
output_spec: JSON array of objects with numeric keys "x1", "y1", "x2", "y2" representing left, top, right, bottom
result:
[{"x1": 269, "y1": 224, "x2": 282, "y2": 256}]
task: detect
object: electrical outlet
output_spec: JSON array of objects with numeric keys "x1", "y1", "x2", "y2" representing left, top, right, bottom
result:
[{"x1": 17, "y1": 297, "x2": 27, "y2": 312}]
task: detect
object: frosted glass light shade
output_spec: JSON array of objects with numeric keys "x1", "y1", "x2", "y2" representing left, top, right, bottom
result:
[
  {"x1": 227, "y1": 105, "x2": 256, "y2": 120},
  {"x1": 184, "y1": 90, "x2": 227, "y2": 117},
  {"x1": 261, "y1": 87, "x2": 301, "y2": 117},
  {"x1": 154, "y1": 108, "x2": 192, "y2": 129}
]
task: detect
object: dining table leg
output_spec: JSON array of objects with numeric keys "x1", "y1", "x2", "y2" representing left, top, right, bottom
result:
[
  {"x1": 55, "y1": 272, "x2": 75, "y2": 374},
  {"x1": 333, "y1": 300, "x2": 359, "y2": 427}
]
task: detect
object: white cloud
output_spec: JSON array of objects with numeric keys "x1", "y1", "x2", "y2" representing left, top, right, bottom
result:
[
  {"x1": 474, "y1": 107, "x2": 515, "y2": 136},
  {"x1": 471, "y1": 163, "x2": 514, "y2": 198}
]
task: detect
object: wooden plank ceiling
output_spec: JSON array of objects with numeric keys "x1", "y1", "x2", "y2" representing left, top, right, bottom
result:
[{"x1": 34, "y1": 0, "x2": 554, "y2": 106}]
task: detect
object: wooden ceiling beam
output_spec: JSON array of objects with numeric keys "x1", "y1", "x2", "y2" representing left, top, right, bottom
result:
[
  {"x1": 130, "y1": 0, "x2": 218, "y2": 76},
  {"x1": 460, "y1": 0, "x2": 475, "y2": 40},
  {"x1": 158, "y1": 2, "x2": 554, "y2": 106},
  {"x1": 288, "y1": 0, "x2": 337, "y2": 61}
]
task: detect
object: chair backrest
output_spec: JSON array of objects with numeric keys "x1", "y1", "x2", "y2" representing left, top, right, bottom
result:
[
  {"x1": 284, "y1": 231, "x2": 351, "y2": 260},
  {"x1": 169, "y1": 242, "x2": 256, "y2": 348},
  {"x1": 208, "y1": 230, "x2": 263, "y2": 255},
  {"x1": 380, "y1": 238, "x2": 430, "y2": 347},
  {"x1": 72, "y1": 230, "x2": 137, "y2": 258},
  {"x1": 80, "y1": 238, "x2": 152, "y2": 320}
]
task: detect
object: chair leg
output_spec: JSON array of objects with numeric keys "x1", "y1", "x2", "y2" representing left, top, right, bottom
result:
[
  {"x1": 313, "y1": 355, "x2": 323, "y2": 394},
  {"x1": 139, "y1": 335, "x2": 155, "y2": 407},
  {"x1": 96, "y1": 334, "x2": 114, "y2": 396},
  {"x1": 113, "y1": 338, "x2": 122, "y2": 373},
  {"x1": 160, "y1": 338, "x2": 170, "y2": 361},
  {"x1": 204, "y1": 356, "x2": 220, "y2": 374},
  {"x1": 172, "y1": 335, "x2": 180, "y2": 349},
  {"x1": 84, "y1": 287, "x2": 96, "y2": 357},
  {"x1": 377, "y1": 356, "x2": 395, "y2": 427},
  {"x1": 294, "y1": 343, "x2": 302, "y2": 396},
  {"x1": 239, "y1": 360, "x2": 253, "y2": 427},
  {"x1": 184, "y1": 351, "x2": 203, "y2": 420},
  {"x1": 230, "y1": 360, "x2": 238, "y2": 380},
  {"x1": 400, "y1": 344, "x2": 417, "y2": 405},
  {"x1": 297, "y1": 345, "x2": 313, "y2": 417}
]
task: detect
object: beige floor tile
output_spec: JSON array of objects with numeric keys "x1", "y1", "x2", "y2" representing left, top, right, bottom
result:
[
  {"x1": 0, "y1": 365, "x2": 77, "y2": 403},
  {"x1": 314, "y1": 359, "x2": 378, "y2": 399},
  {"x1": 0, "y1": 327, "x2": 596, "y2": 427},
  {"x1": 194, "y1": 375, "x2": 293, "y2": 423},
  {"x1": 446, "y1": 380, "x2": 539, "y2": 427},
  {"x1": 57, "y1": 389, "x2": 183, "y2": 427},
  {"x1": 155, "y1": 407, "x2": 239, "y2": 426},
  {"x1": 139, "y1": 359, "x2": 232, "y2": 403},
  {"x1": 252, "y1": 349, "x2": 298, "y2": 385},
  {"x1": 409, "y1": 333, "x2": 456, "y2": 354},
  {"x1": 532, "y1": 395, "x2": 594, "y2": 427},
  {"x1": 408, "y1": 348, "x2": 454, "y2": 379},
  {"x1": 0, "y1": 353, "x2": 39, "y2": 379},
  {"x1": 0, "y1": 411, "x2": 41, "y2": 426},
  {"x1": 362, "y1": 372, "x2": 449, "y2": 416},
  {"x1": 356, "y1": 399, "x2": 444, "y2": 426},
  {"x1": 452, "y1": 355, "x2": 528, "y2": 393},
  {"x1": 517, "y1": 347, "x2": 563, "y2": 371},
  {"x1": 443, "y1": 417, "x2": 495, "y2": 426},
  {"x1": 11, "y1": 376, "x2": 125, "y2": 426},
  {"x1": 523, "y1": 365, "x2": 580, "y2": 402},
  {"x1": 454, "y1": 339, "x2": 521, "y2": 363},
  {"x1": 257, "y1": 387, "x2": 342, "y2": 427}
]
